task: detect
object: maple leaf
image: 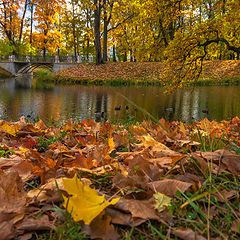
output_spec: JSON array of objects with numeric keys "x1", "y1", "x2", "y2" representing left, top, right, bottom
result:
[
  {"x1": 108, "y1": 137, "x2": 114, "y2": 151},
  {"x1": 0, "y1": 122, "x2": 21, "y2": 136},
  {"x1": 62, "y1": 174, "x2": 120, "y2": 225},
  {"x1": 153, "y1": 192, "x2": 171, "y2": 212},
  {"x1": 137, "y1": 135, "x2": 170, "y2": 151}
]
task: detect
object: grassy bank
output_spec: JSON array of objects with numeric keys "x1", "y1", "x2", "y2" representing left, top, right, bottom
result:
[
  {"x1": 36, "y1": 60, "x2": 240, "y2": 87},
  {"x1": 0, "y1": 67, "x2": 12, "y2": 78}
]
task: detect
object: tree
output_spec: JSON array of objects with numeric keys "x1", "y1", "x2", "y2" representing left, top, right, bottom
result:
[
  {"x1": 33, "y1": 0, "x2": 65, "y2": 59},
  {"x1": 0, "y1": 0, "x2": 29, "y2": 53},
  {"x1": 163, "y1": 0, "x2": 240, "y2": 92}
]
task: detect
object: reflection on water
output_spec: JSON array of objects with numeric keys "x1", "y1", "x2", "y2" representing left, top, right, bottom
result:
[
  {"x1": 15, "y1": 73, "x2": 33, "y2": 88},
  {"x1": 0, "y1": 75, "x2": 239, "y2": 123}
]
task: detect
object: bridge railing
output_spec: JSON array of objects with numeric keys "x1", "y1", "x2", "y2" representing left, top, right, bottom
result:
[{"x1": 1, "y1": 55, "x2": 96, "y2": 63}]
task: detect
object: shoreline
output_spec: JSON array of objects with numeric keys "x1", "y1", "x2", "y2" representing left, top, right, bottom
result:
[{"x1": 48, "y1": 60, "x2": 240, "y2": 87}]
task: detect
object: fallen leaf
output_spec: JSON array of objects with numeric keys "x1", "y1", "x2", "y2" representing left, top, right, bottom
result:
[
  {"x1": 0, "y1": 221, "x2": 16, "y2": 240},
  {"x1": 16, "y1": 215, "x2": 54, "y2": 232},
  {"x1": 172, "y1": 228, "x2": 206, "y2": 240},
  {"x1": 27, "y1": 178, "x2": 64, "y2": 203},
  {"x1": 112, "y1": 197, "x2": 163, "y2": 226},
  {"x1": 62, "y1": 174, "x2": 120, "y2": 224},
  {"x1": 0, "y1": 122, "x2": 21, "y2": 136},
  {"x1": 148, "y1": 179, "x2": 193, "y2": 197},
  {"x1": 82, "y1": 211, "x2": 119, "y2": 240},
  {"x1": 136, "y1": 134, "x2": 170, "y2": 151},
  {"x1": 108, "y1": 137, "x2": 114, "y2": 151},
  {"x1": 153, "y1": 192, "x2": 172, "y2": 212},
  {"x1": 0, "y1": 171, "x2": 26, "y2": 240},
  {"x1": 231, "y1": 220, "x2": 240, "y2": 233},
  {"x1": 34, "y1": 120, "x2": 47, "y2": 130}
]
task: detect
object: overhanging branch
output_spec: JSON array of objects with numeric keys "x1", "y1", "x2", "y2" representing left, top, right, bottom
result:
[{"x1": 198, "y1": 38, "x2": 240, "y2": 55}]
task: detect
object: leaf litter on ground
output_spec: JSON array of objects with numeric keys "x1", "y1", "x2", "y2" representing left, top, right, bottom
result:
[{"x1": 0, "y1": 116, "x2": 239, "y2": 239}]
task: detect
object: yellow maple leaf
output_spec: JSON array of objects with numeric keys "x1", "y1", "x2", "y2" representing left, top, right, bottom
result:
[
  {"x1": 19, "y1": 146, "x2": 29, "y2": 154},
  {"x1": 108, "y1": 137, "x2": 114, "y2": 151},
  {"x1": 62, "y1": 174, "x2": 120, "y2": 225},
  {"x1": 137, "y1": 135, "x2": 170, "y2": 151},
  {"x1": 179, "y1": 122, "x2": 186, "y2": 135},
  {"x1": 0, "y1": 122, "x2": 21, "y2": 136},
  {"x1": 153, "y1": 192, "x2": 172, "y2": 212}
]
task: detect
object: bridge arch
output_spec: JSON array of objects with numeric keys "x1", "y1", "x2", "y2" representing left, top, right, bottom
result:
[{"x1": 17, "y1": 63, "x2": 53, "y2": 74}]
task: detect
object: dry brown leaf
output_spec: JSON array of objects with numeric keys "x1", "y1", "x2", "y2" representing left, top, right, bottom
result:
[
  {"x1": 172, "y1": 228, "x2": 206, "y2": 240},
  {"x1": 194, "y1": 150, "x2": 240, "y2": 176},
  {"x1": 0, "y1": 155, "x2": 23, "y2": 169},
  {"x1": 124, "y1": 154, "x2": 164, "y2": 180},
  {"x1": 148, "y1": 179, "x2": 193, "y2": 197},
  {"x1": 27, "y1": 178, "x2": 64, "y2": 203},
  {"x1": 0, "y1": 171, "x2": 27, "y2": 240},
  {"x1": 106, "y1": 208, "x2": 133, "y2": 226},
  {"x1": 0, "y1": 221, "x2": 16, "y2": 240},
  {"x1": 16, "y1": 215, "x2": 55, "y2": 232},
  {"x1": 9, "y1": 161, "x2": 33, "y2": 181},
  {"x1": 0, "y1": 171, "x2": 26, "y2": 213},
  {"x1": 112, "y1": 197, "x2": 162, "y2": 225},
  {"x1": 112, "y1": 172, "x2": 148, "y2": 190},
  {"x1": 231, "y1": 219, "x2": 240, "y2": 233},
  {"x1": 82, "y1": 211, "x2": 119, "y2": 240},
  {"x1": 214, "y1": 189, "x2": 237, "y2": 203},
  {"x1": 136, "y1": 134, "x2": 170, "y2": 151},
  {"x1": 34, "y1": 120, "x2": 47, "y2": 130}
]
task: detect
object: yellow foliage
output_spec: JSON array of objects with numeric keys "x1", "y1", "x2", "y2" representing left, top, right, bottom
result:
[
  {"x1": 0, "y1": 122, "x2": 21, "y2": 136},
  {"x1": 62, "y1": 174, "x2": 119, "y2": 225}
]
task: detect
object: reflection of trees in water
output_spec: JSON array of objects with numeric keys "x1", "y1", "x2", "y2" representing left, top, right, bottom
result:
[
  {"x1": 95, "y1": 93, "x2": 108, "y2": 122},
  {"x1": 0, "y1": 83, "x2": 239, "y2": 122}
]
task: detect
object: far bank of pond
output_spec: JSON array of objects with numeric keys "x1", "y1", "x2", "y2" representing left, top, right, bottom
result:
[
  {"x1": 47, "y1": 60, "x2": 240, "y2": 87},
  {"x1": 0, "y1": 75, "x2": 239, "y2": 123}
]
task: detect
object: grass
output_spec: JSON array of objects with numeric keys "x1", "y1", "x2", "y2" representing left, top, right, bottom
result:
[
  {"x1": 34, "y1": 68, "x2": 55, "y2": 81},
  {"x1": 0, "y1": 149, "x2": 14, "y2": 157},
  {"x1": 49, "y1": 73, "x2": 240, "y2": 88}
]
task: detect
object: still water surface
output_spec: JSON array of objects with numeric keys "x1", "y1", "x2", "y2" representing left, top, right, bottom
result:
[{"x1": 0, "y1": 75, "x2": 239, "y2": 123}]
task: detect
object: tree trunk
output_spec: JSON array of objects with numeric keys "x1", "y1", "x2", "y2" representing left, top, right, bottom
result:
[
  {"x1": 19, "y1": 0, "x2": 28, "y2": 42},
  {"x1": 103, "y1": 11, "x2": 108, "y2": 62},
  {"x1": 130, "y1": 49, "x2": 133, "y2": 62},
  {"x1": 94, "y1": 0, "x2": 102, "y2": 65},
  {"x1": 71, "y1": 0, "x2": 77, "y2": 61},
  {"x1": 43, "y1": 47, "x2": 46, "y2": 61},
  {"x1": 30, "y1": 3, "x2": 34, "y2": 44},
  {"x1": 86, "y1": 8, "x2": 90, "y2": 60},
  {"x1": 103, "y1": 0, "x2": 113, "y2": 62},
  {"x1": 123, "y1": 50, "x2": 127, "y2": 62},
  {"x1": 112, "y1": 45, "x2": 116, "y2": 62}
]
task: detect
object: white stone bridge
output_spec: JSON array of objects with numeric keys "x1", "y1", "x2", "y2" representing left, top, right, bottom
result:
[{"x1": 0, "y1": 55, "x2": 94, "y2": 75}]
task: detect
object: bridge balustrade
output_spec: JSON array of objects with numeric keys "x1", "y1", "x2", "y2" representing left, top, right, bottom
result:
[{"x1": 0, "y1": 55, "x2": 96, "y2": 63}]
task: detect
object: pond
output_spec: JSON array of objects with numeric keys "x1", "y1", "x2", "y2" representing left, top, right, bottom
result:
[{"x1": 0, "y1": 74, "x2": 239, "y2": 123}]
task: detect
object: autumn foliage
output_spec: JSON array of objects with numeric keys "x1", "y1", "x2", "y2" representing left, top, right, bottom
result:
[{"x1": 0, "y1": 116, "x2": 239, "y2": 239}]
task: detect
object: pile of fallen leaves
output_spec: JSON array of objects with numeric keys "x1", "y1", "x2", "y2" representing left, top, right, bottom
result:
[
  {"x1": 54, "y1": 61, "x2": 240, "y2": 84},
  {"x1": 0, "y1": 116, "x2": 239, "y2": 239}
]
